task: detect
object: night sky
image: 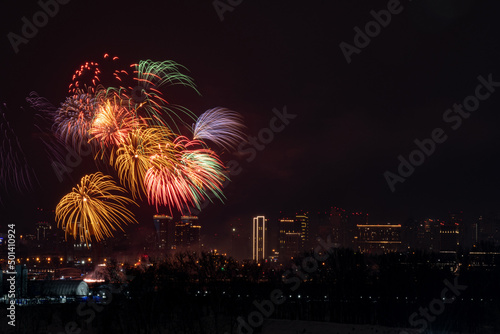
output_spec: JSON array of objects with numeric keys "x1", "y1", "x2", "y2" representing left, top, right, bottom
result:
[{"x1": 1, "y1": 0, "x2": 500, "y2": 245}]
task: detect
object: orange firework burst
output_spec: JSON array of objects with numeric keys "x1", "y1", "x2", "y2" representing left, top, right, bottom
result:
[{"x1": 89, "y1": 99, "x2": 143, "y2": 150}]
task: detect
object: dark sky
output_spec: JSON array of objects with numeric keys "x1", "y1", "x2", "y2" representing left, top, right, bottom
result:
[{"x1": 1, "y1": 0, "x2": 500, "y2": 245}]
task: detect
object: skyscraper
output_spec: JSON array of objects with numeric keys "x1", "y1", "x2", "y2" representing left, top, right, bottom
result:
[
  {"x1": 175, "y1": 216, "x2": 201, "y2": 251},
  {"x1": 356, "y1": 223, "x2": 402, "y2": 254},
  {"x1": 175, "y1": 221, "x2": 191, "y2": 248},
  {"x1": 153, "y1": 215, "x2": 176, "y2": 251},
  {"x1": 347, "y1": 212, "x2": 368, "y2": 249},
  {"x1": 35, "y1": 222, "x2": 51, "y2": 241},
  {"x1": 252, "y1": 216, "x2": 267, "y2": 261},
  {"x1": 278, "y1": 217, "x2": 301, "y2": 261},
  {"x1": 296, "y1": 213, "x2": 310, "y2": 250},
  {"x1": 440, "y1": 220, "x2": 460, "y2": 252},
  {"x1": 415, "y1": 219, "x2": 441, "y2": 252},
  {"x1": 450, "y1": 212, "x2": 471, "y2": 249},
  {"x1": 330, "y1": 207, "x2": 346, "y2": 247}
]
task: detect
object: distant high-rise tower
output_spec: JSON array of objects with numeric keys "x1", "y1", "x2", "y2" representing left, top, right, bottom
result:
[
  {"x1": 473, "y1": 216, "x2": 482, "y2": 246},
  {"x1": 153, "y1": 215, "x2": 175, "y2": 251},
  {"x1": 175, "y1": 216, "x2": 201, "y2": 251},
  {"x1": 450, "y1": 212, "x2": 471, "y2": 249},
  {"x1": 278, "y1": 217, "x2": 301, "y2": 261},
  {"x1": 296, "y1": 213, "x2": 310, "y2": 250},
  {"x1": 330, "y1": 207, "x2": 346, "y2": 247},
  {"x1": 35, "y1": 222, "x2": 51, "y2": 241},
  {"x1": 347, "y1": 212, "x2": 368, "y2": 249},
  {"x1": 415, "y1": 219, "x2": 441, "y2": 252},
  {"x1": 182, "y1": 216, "x2": 201, "y2": 251},
  {"x1": 252, "y1": 216, "x2": 267, "y2": 261},
  {"x1": 440, "y1": 220, "x2": 460, "y2": 252},
  {"x1": 356, "y1": 223, "x2": 402, "y2": 254}
]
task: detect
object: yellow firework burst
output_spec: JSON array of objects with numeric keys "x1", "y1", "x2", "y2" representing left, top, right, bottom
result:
[
  {"x1": 55, "y1": 172, "x2": 138, "y2": 244},
  {"x1": 112, "y1": 126, "x2": 176, "y2": 200}
]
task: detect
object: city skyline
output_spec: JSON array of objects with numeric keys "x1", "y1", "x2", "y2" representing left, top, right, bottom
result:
[
  {"x1": 5, "y1": 205, "x2": 499, "y2": 263},
  {"x1": 2, "y1": 2, "x2": 500, "y2": 243},
  {"x1": 1, "y1": 1, "x2": 500, "y2": 333}
]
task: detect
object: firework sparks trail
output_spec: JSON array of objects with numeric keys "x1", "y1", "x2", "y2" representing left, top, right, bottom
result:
[
  {"x1": 89, "y1": 99, "x2": 144, "y2": 152},
  {"x1": 55, "y1": 172, "x2": 138, "y2": 244},
  {"x1": 23, "y1": 55, "x2": 246, "y2": 244},
  {"x1": 53, "y1": 91, "x2": 97, "y2": 153},
  {"x1": 26, "y1": 92, "x2": 69, "y2": 170},
  {"x1": 112, "y1": 126, "x2": 176, "y2": 200},
  {"x1": 193, "y1": 107, "x2": 246, "y2": 150},
  {"x1": 0, "y1": 104, "x2": 36, "y2": 201},
  {"x1": 144, "y1": 136, "x2": 227, "y2": 214}
]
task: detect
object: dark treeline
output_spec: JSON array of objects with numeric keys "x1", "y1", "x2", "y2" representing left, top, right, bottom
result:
[{"x1": 3, "y1": 247, "x2": 500, "y2": 333}]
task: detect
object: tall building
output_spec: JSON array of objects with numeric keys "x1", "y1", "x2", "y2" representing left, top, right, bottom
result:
[
  {"x1": 35, "y1": 222, "x2": 51, "y2": 241},
  {"x1": 416, "y1": 219, "x2": 441, "y2": 252},
  {"x1": 153, "y1": 215, "x2": 175, "y2": 251},
  {"x1": 440, "y1": 220, "x2": 460, "y2": 252},
  {"x1": 189, "y1": 224, "x2": 201, "y2": 251},
  {"x1": 175, "y1": 222, "x2": 191, "y2": 248},
  {"x1": 252, "y1": 216, "x2": 267, "y2": 261},
  {"x1": 347, "y1": 212, "x2": 368, "y2": 249},
  {"x1": 450, "y1": 212, "x2": 471, "y2": 249},
  {"x1": 312, "y1": 210, "x2": 332, "y2": 244},
  {"x1": 278, "y1": 217, "x2": 301, "y2": 261},
  {"x1": 175, "y1": 216, "x2": 201, "y2": 251},
  {"x1": 330, "y1": 207, "x2": 347, "y2": 247},
  {"x1": 473, "y1": 216, "x2": 484, "y2": 246},
  {"x1": 356, "y1": 223, "x2": 402, "y2": 254},
  {"x1": 476, "y1": 213, "x2": 500, "y2": 246},
  {"x1": 401, "y1": 218, "x2": 418, "y2": 251},
  {"x1": 296, "y1": 213, "x2": 310, "y2": 250}
]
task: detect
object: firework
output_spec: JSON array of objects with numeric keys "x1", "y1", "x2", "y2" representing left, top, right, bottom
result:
[
  {"x1": 26, "y1": 91, "x2": 58, "y2": 121},
  {"x1": 53, "y1": 91, "x2": 97, "y2": 153},
  {"x1": 68, "y1": 54, "x2": 128, "y2": 95},
  {"x1": 128, "y1": 60, "x2": 199, "y2": 130},
  {"x1": 34, "y1": 55, "x2": 246, "y2": 239},
  {"x1": 55, "y1": 172, "x2": 137, "y2": 244},
  {"x1": 193, "y1": 107, "x2": 246, "y2": 150},
  {"x1": 26, "y1": 92, "x2": 68, "y2": 169},
  {"x1": 89, "y1": 99, "x2": 143, "y2": 150},
  {"x1": 112, "y1": 126, "x2": 176, "y2": 200},
  {"x1": 144, "y1": 136, "x2": 226, "y2": 213},
  {"x1": 134, "y1": 59, "x2": 198, "y2": 92},
  {"x1": 0, "y1": 104, "x2": 36, "y2": 198},
  {"x1": 68, "y1": 57, "x2": 200, "y2": 135}
]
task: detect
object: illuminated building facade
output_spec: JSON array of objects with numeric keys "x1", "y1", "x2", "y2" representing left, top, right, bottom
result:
[
  {"x1": 278, "y1": 217, "x2": 301, "y2": 261},
  {"x1": 296, "y1": 213, "x2": 310, "y2": 249},
  {"x1": 330, "y1": 207, "x2": 346, "y2": 247},
  {"x1": 356, "y1": 224, "x2": 402, "y2": 254},
  {"x1": 252, "y1": 216, "x2": 267, "y2": 261},
  {"x1": 440, "y1": 221, "x2": 460, "y2": 252},
  {"x1": 175, "y1": 216, "x2": 201, "y2": 251},
  {"x1": 35, "y1": 222, "x2": 51, "y2": 241},
  {"x1": 450, "y1": 212, "x2": 473, "y2": 249},
  {"x1": 331, "y1": 209, "x2": 368, "y2": 249},
  {"x1": 415, "y1": 219, "x2": 441, "y2": 252},
  {"x1": 349, "y1": 212, "x2": 368, "y2": 249},
  {"x1": 153, "y1": 215, "x2": 175, "y2": 251}
]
